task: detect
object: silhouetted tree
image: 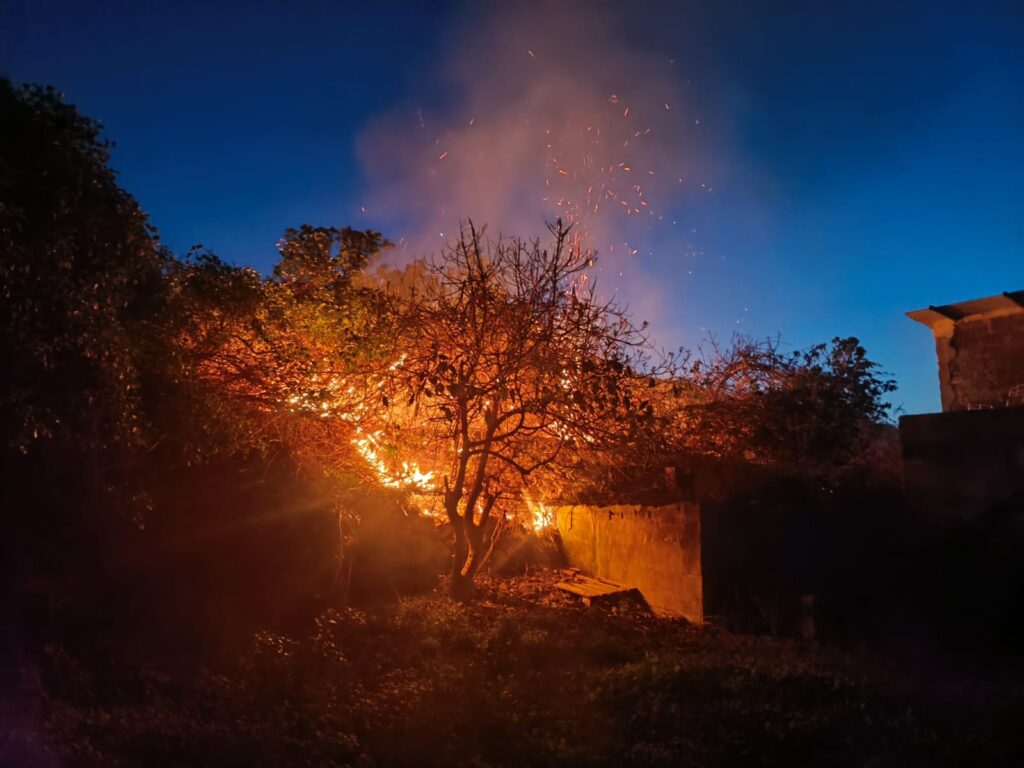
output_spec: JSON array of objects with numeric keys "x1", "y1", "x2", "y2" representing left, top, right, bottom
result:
[
  {"x1": 0, "y1": 80, "x2": 166, "y2": 455},
  {"x1": 672, "y1": 335, "x2": 897, "y2": 481},
  {"x1": 0, "y1": 80, "x2": 176, "y2": 659},
  {"x1": 379, "y1": 223, "x2": 670, "y2": 598}
]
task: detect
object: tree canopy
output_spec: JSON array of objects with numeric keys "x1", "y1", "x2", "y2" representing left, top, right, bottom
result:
[
  {"x1": 0, "y1": 80, "x2": 166, "y2": 455},
  {"x1": 372, "y1": 223, "x2": 670, "y2": 595},
  {"x1": 669, "y1": 335, "x2": 897, "y2": 481}
]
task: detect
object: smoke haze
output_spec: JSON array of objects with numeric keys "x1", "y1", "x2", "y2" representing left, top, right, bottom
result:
[{"x1": 357, "y1": 1, "x2": 708, "y2": 338}]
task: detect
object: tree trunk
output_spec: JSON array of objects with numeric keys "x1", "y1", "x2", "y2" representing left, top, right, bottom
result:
[
  {"x1": 463, "y1": 523, "x2": 485, "y2": 580},
  {"x1": 449, "y1": 516, "x2": 487, "y2": 601},
  {"x1": 449, "y1": 517, "x2": 473, "y2": 600},
  {"x1": 476, "y1": 514, "x2": 504, "y2": 576}
]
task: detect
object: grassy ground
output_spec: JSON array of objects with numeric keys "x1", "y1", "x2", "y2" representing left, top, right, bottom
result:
[{"x1": 7, "y1": 570, "x2": 1024, "y2": 767}]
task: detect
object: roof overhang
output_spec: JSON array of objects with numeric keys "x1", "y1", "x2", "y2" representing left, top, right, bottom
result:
[{"x1": 907, "y1": 290, "x2": 1024, "y2": 331}]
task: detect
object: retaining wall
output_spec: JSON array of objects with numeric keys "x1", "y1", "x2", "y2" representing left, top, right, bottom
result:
[{"x1": 550, "y1": 502, "x2": 702, "y2": 622}]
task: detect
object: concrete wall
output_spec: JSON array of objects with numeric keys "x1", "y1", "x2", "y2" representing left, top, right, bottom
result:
[
  {"x1": 900, "y1": 407, "x2": 1024, "y2": 524},
  {"x1": 552, "y1": 503, "x2": 702, "y2": 622},
  {"x1": 932, "y1": 310, "x2": 1024, "y2": 411}
]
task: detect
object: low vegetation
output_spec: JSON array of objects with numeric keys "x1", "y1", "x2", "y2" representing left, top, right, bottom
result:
[{"x1": 10, "y1": 571, "x2": 1023, "y2": 767}]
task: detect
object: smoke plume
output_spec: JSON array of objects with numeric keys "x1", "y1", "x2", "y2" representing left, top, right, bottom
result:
[{"x1": 356, "y1": 0, "x2": 704, "y2": 334}]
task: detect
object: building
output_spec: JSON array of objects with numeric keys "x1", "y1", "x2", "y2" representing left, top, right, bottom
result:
[
  {"x1": 901, "y1": 290, "x2": 1024, "y2": 524},
  {"x1": 907, "y1": 290, "x2": 1024, "y2": 411}
]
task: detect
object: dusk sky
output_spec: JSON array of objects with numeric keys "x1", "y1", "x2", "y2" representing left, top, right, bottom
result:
[{"x1": 5, "y1": 0, "x2": 1023, "y2": 415}]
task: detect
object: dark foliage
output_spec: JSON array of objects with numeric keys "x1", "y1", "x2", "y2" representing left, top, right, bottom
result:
[
  {"x1": 0, "y1": 81, "x2": 382, "y2": 686},
  {"x1": 676, "y1": 335, "x2": 898, "y2": 483},
  {"x1": 0, "y1": 80, "x2": 166, "y2": 454},
  {"x1": 9, "y1": 575, "x2": 1024, "y2": 767}
]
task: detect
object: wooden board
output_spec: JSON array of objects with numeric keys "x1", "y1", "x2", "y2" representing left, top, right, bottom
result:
[{"x1": 555, "y1": 574, "x2": 634, "y2": 600}]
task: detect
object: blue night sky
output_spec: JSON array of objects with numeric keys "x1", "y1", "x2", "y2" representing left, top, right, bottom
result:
[{"x1": 5, "y1": 0, "x2": 1023, "y2": 415}]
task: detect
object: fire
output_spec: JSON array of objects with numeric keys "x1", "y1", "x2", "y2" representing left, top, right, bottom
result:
[
  {"x1": 351, "y1": 429, "x2": 435, "y2": 491},
  {"x1": 347, "y1": 355, "x2": 438, "y2": 493},
  {"x1": 281, "y1": 359, "x2": 436, "y2": 496},
  {"x1": 526, "y1": 499, "x2": 554, "y2": 533},
  {"x1": 283, "y1": 360, "x2": 559, "y2": 534}
]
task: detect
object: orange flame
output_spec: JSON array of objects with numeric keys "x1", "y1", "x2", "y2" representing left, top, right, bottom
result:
[
  {"x1": 526, "y1": 500, "x2": 554, "y2": 533},
  {"x1": 351, "y1": 429, "x2": 435, "y2": 491}
]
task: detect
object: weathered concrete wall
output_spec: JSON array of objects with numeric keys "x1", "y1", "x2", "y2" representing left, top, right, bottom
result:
[
  {"x1": 552, "y1": 503, "x2": 702, "y2": 622},
  {"x1": 932, "y1": 311, "x2": 1024, "y2": 411},
  {"x1": 900, "y1": 407, "x2": 1024, "y2": 524}
]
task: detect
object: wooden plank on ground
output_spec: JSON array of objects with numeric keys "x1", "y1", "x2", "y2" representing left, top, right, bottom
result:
[{"x1": 555, "y1": 574, "x2": 633, "y2": 600}]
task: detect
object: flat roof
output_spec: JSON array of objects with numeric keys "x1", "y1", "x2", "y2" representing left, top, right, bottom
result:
[{"x1": 907, "y1": 290, "x2": 1024, "y2": 330}]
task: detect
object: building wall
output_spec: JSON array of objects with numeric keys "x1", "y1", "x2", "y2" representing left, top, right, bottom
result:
[
  {"x1": 934, "y1": 310, "x2": 1024, "y2": 410},
  {"x1": 900, "y1": 407, "x2": 1024, "y2": 524},
  {"x1": 552, "y1": 502, "x2": 702, "y2": 622}
]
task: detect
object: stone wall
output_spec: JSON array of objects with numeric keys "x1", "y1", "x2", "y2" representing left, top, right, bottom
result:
[
  {"x1": 900, "y1": 407, "x2": 1024, "y2": 524},
  {"x1": 551, "y1": 502, "x2": 702, "y2": 622},
  {"x1": 932, "y1": 310, "x2": 1024, "y2": 410}
]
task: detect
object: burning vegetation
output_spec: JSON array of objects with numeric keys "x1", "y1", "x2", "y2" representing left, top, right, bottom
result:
[
  {"x1": 166, "y1": 212, "x2": 896, "y2": 604},
  {"x1": 7, "y1": 59, "x2": 1020, "y2": 768},
  {"x1": 174, "y1": 216, "x2": 677, "y2": 598}
]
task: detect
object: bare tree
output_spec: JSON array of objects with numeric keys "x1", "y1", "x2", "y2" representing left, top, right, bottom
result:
[{"x1": 384, "y1": 222, "x2": 668, "y2": 598}]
